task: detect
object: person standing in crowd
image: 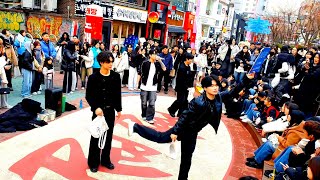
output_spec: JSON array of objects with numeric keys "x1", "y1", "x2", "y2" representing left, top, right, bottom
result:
[
  {"x1": 112, "y1": 48, "x2": 127, "y2": 87},
  {"x1": 14, "y1": 30, "x2": 29, "y2": 72},
  {"x1": 137, "y1": 49, "x2": 166, "y2": 124},
  {"x1": 168, "y1": 53, "x2": 194, "y2": 118},
  {"x1": 62, "y1": 41, "x2": 78, "y2": 94},
  {"x1": 20, "y1": 41, "x2": 34, "y2": 98},
  {"x1": 249, "y1": 42, "x2": 256, "y2": 54},
  {"x1": 261, "y1": 47, "x2": 278, "y2": 83},
  {"x1": 40, "y1": 32, "x2": 57, "y2": 60},
  {"x1": 89, "y1": 39, "x2": 101, "y2": 74},
  {"x1": 31, "y1": 41, "x2": 45, "y2": 95},
  {"x1": 100, "y1": 42, "x2": 106, "y2": 52},
  {"x1": 229, "y1": 39, "x2": 240, "y2": 76},
  {"x1": 57, "y1": 32, "x2": 70, "y2": 74},
  {"x1": 42, "y1": 57, "x2": 54, "y2": 89},
  {"x1": 217, "y1": 40, "x2": 230, "y2": 77},
  {"x1": 128, "y1": 75, "x2": 227, "y2": 180},
  {"x1": 128, "y1": 44, "x2": 138, "y2": 91},
  {"x1": 79, "y1": 42, "x2": 92, "y2": 89},
  {"x1": 1, "y1": 36, "x2": 17, "y2": 91},
  {"x1": 195, "y1": 46, "x2": 208, "y2": 75},
  {"x1": 86, "y1": 51, "x2": 122, "y2": 173},
  {"x1": 0, "y1": 38, "x2": 11, "y2": 108},
  {"x1": 157, "y1": 45, "x2": 173, "y2": 94},
  {"x1": 1, "y1": 29, "x2": 14, "y2": 45}
]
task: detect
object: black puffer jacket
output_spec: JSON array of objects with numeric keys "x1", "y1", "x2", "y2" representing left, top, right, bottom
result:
[{"x1": 172, "y1": 92, "x2": 225, "y2": 136}]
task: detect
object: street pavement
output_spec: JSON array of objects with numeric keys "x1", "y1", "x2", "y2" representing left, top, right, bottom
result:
[{"x1": 0, "y1": 72, "x2": 262, "y2": 179}]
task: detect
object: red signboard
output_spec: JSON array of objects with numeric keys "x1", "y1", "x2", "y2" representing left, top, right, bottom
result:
[{"x1": 84, "y1": 4, "x2": 103, "y2": 44}]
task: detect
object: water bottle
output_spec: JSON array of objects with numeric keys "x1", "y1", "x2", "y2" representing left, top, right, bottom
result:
[{"x1": 79, "y1": 99, "x2": 83, "y2": 109}]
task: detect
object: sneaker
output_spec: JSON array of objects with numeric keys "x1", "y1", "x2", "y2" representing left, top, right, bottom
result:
[
  {"x1": 242, "y1": 118, "x2": 252, "y2": 123},
  {"x1": 245, "y1": 160, "x2": 263, "y2": 169},
  {"x1": 37, "y1": 91, "x2": 41, "y2": 95},
  {"x1": 142, "y1": 117, "x2": 146, "y2": 121},
  {"x1": 128, "y1": 121, "x2": 135, "y2": 137},
  {"x1": 240, "y1": 111, "x2": 246, "y2": 115},
  {"x1": 168, "y1": 108, "x2": 175, "y2": 117},
  {"x1": 222, "y1": 110, "x2": 226, "y2": 114},
  {"x1": 3, "y1": 105, "x2": 13, "y2": 109},
  {"x1": 147, "y1": 119, "x2": 154, "y2": 124},
  {"x1": 9, "y1": 87, "x2": 13, "y2": 91},
  {"x1": 262, "y1": 138, "x2": 267, "y2": 142},
  {"x1": 81, "y1": 87, "x2": 85, "y2": 90},
  {"x1": 70, "y1": 91, "x2": 74, "y2": 94},
  {"x1": 264, "y1": 170, "x2": 275, "y2": 178},
  {"x1": 240, "y1": 115, "x2": 248, "y2": 119},
  {"x1": 32, "y1": 92, "x2": 38, "y2": 95},
  {"x1": 246, "y1": 156, "x2": 255, "y2": 161},
  {"x1": 75, "y1": 87, "x2": 78, "y2": 90},
  {"x1": 255, "y1": 117, "x2": 261, "y2": 125}
]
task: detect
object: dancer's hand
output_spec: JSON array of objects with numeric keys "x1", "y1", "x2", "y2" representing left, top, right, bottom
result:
[
  {"x1": 95, "y1": 108, "x2": 103, "y2": 116},
  {"x1": 170, "y1": 134, "x2": 177, "y2": 142}
]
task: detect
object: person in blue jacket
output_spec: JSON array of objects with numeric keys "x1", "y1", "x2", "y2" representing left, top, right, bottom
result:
[
  {"x1": 14, "y1": 30, "x2": 30, "y2": 70},
  {"x1": 40, "y1": 32, "x2": 57, "y2": 60}
]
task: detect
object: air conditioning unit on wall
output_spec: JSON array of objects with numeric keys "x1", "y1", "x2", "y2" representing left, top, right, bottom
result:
[{"x1": 41, "y1": 0, "x2": 57, "y2": 12}]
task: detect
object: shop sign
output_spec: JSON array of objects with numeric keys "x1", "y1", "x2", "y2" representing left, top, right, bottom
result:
[
  {"x1": 168, "y1": 11, "x2": 184, "y2": 26},
  {"x1": 75, "y1": 0, "x2": 113, "y2": 19},
  {"x1": 148, "y1": 12, "x2": 160, "y2": 23},
  {"x1": 84, "y1": 4, "x2": 103, "y2": 44},
  {"x1": 113, "y1": 5, "x2": 148, "y2": 23}
]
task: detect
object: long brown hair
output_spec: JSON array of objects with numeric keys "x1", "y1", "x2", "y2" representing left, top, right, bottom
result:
[{"x1": 308, "y1": 156, "x2": 320, "y2": 180}]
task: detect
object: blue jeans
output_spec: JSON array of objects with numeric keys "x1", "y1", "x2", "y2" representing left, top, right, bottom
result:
[
  {"x1": 254, "y1": 141, "x2": 276, "y2": 164},
  {"x1": 242, "y1": 99, "x2": 253, "y2": 113},
  {"x1": 234, "y1": 71, "x2": 245, "y2": 84},
  {"x1": 21, "y1": 68, "x2": 33, "y2": 97},
  {"x1": 140, "y1": 90, "x2": 157, "y2": 120},
  {"x1": 246, "y1": 103, "x2": 260, "y2": 121},
  {"x1": 274, "y1": 146, "x2": 294, "y2": 173}
]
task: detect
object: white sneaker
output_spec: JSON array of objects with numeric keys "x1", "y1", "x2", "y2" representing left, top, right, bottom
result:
[
  {"x1": 142, "y1": 117, "x2": 146, "y2": 121},
  {"x1": 32, "y1": 92, "x2": 38, "y2": 95},
  {"x1": 241, "y1": 111, "x2": 246, "y2": 115},
  {"x1": 128, "y1": 121, "x2": 135, "y2": 137},
  {"x1": 147, "y1": 119, "x2": 154, "y2": 124},
  {"x1": 240, "y1": 115, "x2": 248, "y2": 119},
  {"x1": 255, "y1": 117, "x2": 261, "y2": 125},
  {"x1": 262, "y1": 138, "x2": 267, "y2": 143},
  {"x1": 222, "y1": 110, "x2": 226, "y2": 114},
  {"x1": 70, "y1": 91, "x2": 74, "y2": 94},
  {"x1": 3, "y1": 105, "x2": 13, "y2": 109},
  {"x1": 81, "y1": 87, "x2": 85, "y2": 90},
  {"x1": 37, "y1": 91, "x2": 41, "y2": 95},
  {"x1": 242, "y1": 118, "x2": 252, "y2": 123}
]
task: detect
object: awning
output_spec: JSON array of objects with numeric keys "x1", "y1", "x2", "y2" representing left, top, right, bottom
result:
[{"x1": 168, "y1": 26, "x2": 186, "y2": 34}]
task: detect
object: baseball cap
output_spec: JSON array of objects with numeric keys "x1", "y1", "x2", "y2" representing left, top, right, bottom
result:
[{"x1": 256, "y1": 42, "x2": 262, "y2": 45}]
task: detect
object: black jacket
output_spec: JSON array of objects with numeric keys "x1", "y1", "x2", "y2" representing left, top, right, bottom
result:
[
  {"x1": 86, "y1": 71, "x2": 122, "y2": 113},
  {"x1": 63, "y1": 49, "x2": 77, "y2": 71},
  {"x1": 175, "y1": 62, "x2": 193, "y2": 92},
  {"x1": 138, "y1": 60, "x2": 162, "y2": 86},
  {"x1": 261, "y1": 55, "x2": 277, "y2": 78},
  {"x1": 21, "y1": 51, "x2": 34, "y2": 71},
  {"x1": 172, "y1": 93, "x2": 225, "y2": 136}
]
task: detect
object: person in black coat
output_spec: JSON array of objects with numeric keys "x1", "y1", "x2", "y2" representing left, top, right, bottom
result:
[
  {"x1": 168, "y1": 53, "x2": 194, "y2": 117},
  {"x1": 128, "y1": 75, "x2": 227, "y2": 180},
  {"x1": 62, "y1": 41, "x2": 78, "y2": 93},
  {"x1": 85, "y1": 51, "x2": 122, "y2": 173}
]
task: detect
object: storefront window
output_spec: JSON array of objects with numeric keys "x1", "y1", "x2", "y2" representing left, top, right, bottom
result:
[
  {"x1": 171, "y1": 0, "x2": 187, "y2": 11},
  {"x1": 112, "y1": 21, "x2": 121, "y2": 38},
  {"x1": 113, "y1": 0, "x2": 146, "y2": 7}
]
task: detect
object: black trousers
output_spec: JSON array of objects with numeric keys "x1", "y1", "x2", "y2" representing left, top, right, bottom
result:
[
  {"x1": 88, "y1": 108, "x2": 115, "y2": 169},
  {"x1": 5, "y1": 68, "x2": 12, "y2": 88},
  {"x1": 134, "y1": 124, "x2": 198, "y2": 180},
  {"x1": 122, "y1": 69, "x2": 129, "y2": 85},
  {"x1": 31, "y1": 71, "x2": 42, "y2": 93},
  {"x1": 63, "y1": 70, "x2": 73, "y2": 93},
  {"x1": 168, "y1": 89, "x2": 189, "y2": 117},
  {"x1": 157, "y1": 70, "x2": 170, "y2": 92}
]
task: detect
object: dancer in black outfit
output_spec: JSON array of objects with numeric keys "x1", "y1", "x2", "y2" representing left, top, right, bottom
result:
[
  {"x1": 86, "y1": 51, "x2": 122, "y2": 173},
  {"x1": 128, "y1": 75, "x2": 227, "y2": 180}
]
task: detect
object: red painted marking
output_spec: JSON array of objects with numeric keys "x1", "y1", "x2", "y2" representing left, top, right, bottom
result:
[
  {"x1": 9, "y1": 138, "x2": 95, "y2": 180},
  {"x1": 9, "y1": 114, "x2": 172, "y2": 179}
]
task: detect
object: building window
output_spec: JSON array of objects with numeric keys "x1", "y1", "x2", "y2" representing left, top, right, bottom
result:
[
  {"x1": 171, "y1": 0, "x2": 187, "y2": 11},
  {"x1": 215, "y1": 20, "x2": 219, "y2": 26},
  {"x1": 217, "y1": 4, "x2": 222, "y2": 15},
  {"x1": 112, "y1": 0, "x2": 146, "y2": 7},
  {"x1": 245, "y1": 8, "x2": 248, "y2": 11}
]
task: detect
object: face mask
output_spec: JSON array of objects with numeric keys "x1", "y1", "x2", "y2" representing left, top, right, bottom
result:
[{"x1": 187, "y1": 50, "x2": 191, "y2": 53}]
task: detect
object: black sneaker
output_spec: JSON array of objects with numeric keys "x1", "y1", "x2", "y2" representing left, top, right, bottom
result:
[
  {"x1": 246, "y1": 156, "x2": 255, "y2": 162},
  {"x1": 245, "y1": 160, "x2": 263, "y2": 169},
  {"x1": 147, "y1": 119, "x2": 154, "y2": 124},
  {"x1": 264, "y1": 170, "x2": 275, "y2": 178},
  {"x1": 89, "y1": 167, "x2": 98, "y2": 172}
]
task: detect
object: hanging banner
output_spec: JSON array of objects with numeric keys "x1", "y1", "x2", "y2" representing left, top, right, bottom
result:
[
  {"x1": 249, "y1": 47, "x2": 271, "y2": 74},
  {"x1": 84, "y1": 4, "x2": 103, "y2": 44}
]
